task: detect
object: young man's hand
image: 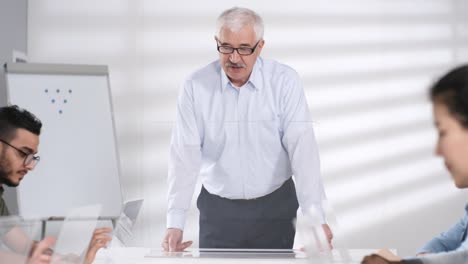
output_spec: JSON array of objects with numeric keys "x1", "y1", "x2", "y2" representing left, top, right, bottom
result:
[
  {"x1": 83, "y1": 227, "x2": 112, "y2": 264},
  {"x1": 27, "y1": 237, "x2": 55, "y2": 264}
]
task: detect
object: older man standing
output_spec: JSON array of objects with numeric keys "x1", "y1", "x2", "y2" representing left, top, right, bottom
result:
[{"x1": 163, "y1": 7, "x2": 332, "y2": 251}]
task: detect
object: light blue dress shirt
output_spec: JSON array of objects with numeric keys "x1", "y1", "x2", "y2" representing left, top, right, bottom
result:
[
  {"x1": 418, "y1": 204, "x2": 468, "y2": 253},
  {"x1": 167, "y1": 57, "x2": 326, "y2": 229},
  {"x1": 404, "y1": 250, "x2": 468, "y2": 264}
]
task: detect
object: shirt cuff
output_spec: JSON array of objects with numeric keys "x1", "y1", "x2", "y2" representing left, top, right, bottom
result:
[
  {"x1": 301, "y1": 203, "x2": 327, "y2": 224},
  {"x1": 167, "y1": 209, "x2": 186, "y2": 230}
]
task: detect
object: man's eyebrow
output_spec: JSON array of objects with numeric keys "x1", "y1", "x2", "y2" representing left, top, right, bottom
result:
[
  {"x1": 20, "y1": 146, "x2": 34, "y2": 154},
  {"x1": 219, "y1": 42, "x2": 253, "y2": 47},
  {"x1": 239, "y1": 43, "x2": 253, "y2": 47}
]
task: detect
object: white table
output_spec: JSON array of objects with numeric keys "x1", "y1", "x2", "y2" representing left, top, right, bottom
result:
[{"x1": 94, "y1": 248, "x2": 374, "y2": 264}]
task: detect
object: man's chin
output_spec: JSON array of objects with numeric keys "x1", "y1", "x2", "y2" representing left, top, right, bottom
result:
[{"x1": 1, "y1": 180, "x2": 20, "y2": 187}]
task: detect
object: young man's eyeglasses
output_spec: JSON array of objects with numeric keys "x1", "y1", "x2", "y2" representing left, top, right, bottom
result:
[
  {"x1": 216, "y1": 38, "x2": 261, "y2": 56},
  {"x1": 0, "y1": 139, "x2": 40, "y2": 167}
]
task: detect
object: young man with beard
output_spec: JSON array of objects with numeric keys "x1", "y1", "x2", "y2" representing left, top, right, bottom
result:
[{"x1": 0, "y1": 105, "x2": 111, "y2": 264}]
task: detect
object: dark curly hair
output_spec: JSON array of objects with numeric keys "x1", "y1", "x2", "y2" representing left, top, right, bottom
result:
[
  {"x1": 0, "y1": 105, "x2": 42, "y2": 141},
  {"x1": 430, "y1": 65, "x2": 468, "y2": 128}
]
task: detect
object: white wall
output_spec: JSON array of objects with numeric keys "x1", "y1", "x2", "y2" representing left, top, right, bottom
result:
[
  {"x1": 0, "y1": 0, "x2": 28, "y2": 106},
  {"x1": 0, "y1": 0, "x2": 27, "y2": 62},
  {"x1": 27, "y1": 0, "x2": 468, "y2": 256},
  {"x1": 0, "y1": 0, "x2": 28, "y2": 210}
]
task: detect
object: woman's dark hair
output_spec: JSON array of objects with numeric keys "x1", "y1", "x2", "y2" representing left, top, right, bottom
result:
[
  {"x1": 0, "y1": 105, "x2": 42, "y2": 141},
  {"x1": 430, "y1": 64, "x2": 468, "y2": 128}
]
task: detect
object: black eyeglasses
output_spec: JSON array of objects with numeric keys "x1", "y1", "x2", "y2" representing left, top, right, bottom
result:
[
  {"x1": 0, "y1": 139, "x2": 40, "y2": 167},
  {"x1": 216, "y1": 38, "x2": 261, "y2": 56}
]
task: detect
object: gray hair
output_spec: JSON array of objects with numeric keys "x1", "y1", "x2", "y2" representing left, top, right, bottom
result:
[{"x1": 216, "y1": 7, "x2": 264, "y2": 41}]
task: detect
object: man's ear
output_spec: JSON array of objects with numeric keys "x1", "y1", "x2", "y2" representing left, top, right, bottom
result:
[
  {"x1": 259, "y1": 39, "x2": 265, "y2": 48},
  {"x1": 256, "y1": 39, "x2": 265, "y2": 54}
]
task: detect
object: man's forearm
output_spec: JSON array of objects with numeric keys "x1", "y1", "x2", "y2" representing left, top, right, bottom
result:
[
  {"x1": 405, "y1": 250, "x2": 468, "y2": 264},
  {"x1": 0, "y1": 250, "x2": 31, "y2": 263}
]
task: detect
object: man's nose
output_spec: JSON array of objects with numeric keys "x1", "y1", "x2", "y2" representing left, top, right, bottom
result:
[
  {"x1": 25, "y1": 161, "x2": 35, "y2": 171},
  {"x1": 229, "y1": 50, "x2": 241, "y2": 63}
]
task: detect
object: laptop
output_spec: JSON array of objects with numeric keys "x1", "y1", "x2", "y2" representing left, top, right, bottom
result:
[{"x1": 111, "y1": 199, "x2": 143, "y2": 247}]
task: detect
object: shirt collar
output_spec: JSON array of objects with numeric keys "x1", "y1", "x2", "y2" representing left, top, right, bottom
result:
[{"x1": 220, "y1": 57, "x2": 263, "y2": 92}]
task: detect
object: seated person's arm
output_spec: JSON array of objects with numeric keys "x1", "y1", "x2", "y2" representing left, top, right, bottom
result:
[
  {"x1": 2, "y1": 226, "x2": 34, "y2": 253},
  {"x1": 0, "y1": 236, "x2": 55, "y2": 264},
  {"x1": 417, "y1": 217, "x2": 466, "y2": 254},
  {"x1": 412, "y1": 250, "x2": 468, "y2": 264},
  {"x1": 0, "y1": 251, "x2": 36, "y2": 263},
  {"x1": 3, "y1": 225, "x2": 53, "y2": 257},
  {"x1": 362, "y1": 250, "x2": 468, "y2": 264}
]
